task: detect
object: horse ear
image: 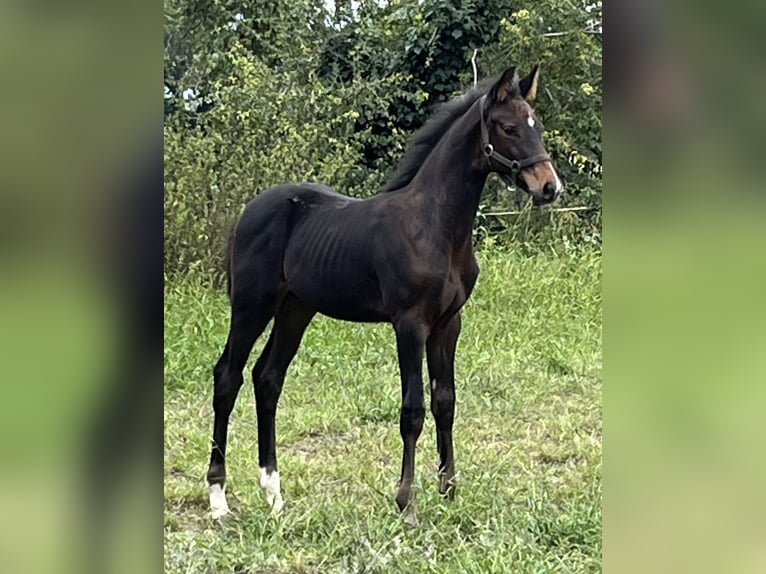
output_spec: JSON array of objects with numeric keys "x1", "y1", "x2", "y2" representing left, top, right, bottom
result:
[
  {"x1": 519, "y1": 65, "x2": 540, "y2": 101},
  {"x1": 488, "y1": 67, "x2": 518, "y2": 103}
]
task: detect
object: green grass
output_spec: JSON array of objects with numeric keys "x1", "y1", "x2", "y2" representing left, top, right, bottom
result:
[{"x1": 164, "y1": 245, "x2": 602, "y2": 573}]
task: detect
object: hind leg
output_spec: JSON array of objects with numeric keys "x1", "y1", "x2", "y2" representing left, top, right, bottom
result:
[
  {"x1": 206, "y1": 301, "x2": 276, "y2": 518},
  {"x1": 252, "y1": 293, "x2": 315, "y2": 512}
]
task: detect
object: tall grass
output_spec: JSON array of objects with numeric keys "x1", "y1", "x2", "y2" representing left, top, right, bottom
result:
[{"x1": 164, "y1": 244, "x2": 601, "y2": 573}]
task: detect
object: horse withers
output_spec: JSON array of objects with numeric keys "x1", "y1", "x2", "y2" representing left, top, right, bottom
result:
[{"x1": 205, "y1": 66, "x2": 562, "y2": 523}]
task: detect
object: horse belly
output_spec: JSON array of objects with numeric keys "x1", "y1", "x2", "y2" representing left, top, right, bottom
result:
[
  {"x1": 284, "y1": 247, "x2": 387, "y2": 323},
  {"x1": 290, "y1": 272, "x2": 387, "y2": 323}
]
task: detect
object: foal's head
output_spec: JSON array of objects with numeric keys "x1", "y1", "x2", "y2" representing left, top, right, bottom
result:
[{"x1": 481, "y1": 66, "x2": 563, "y2": 205}]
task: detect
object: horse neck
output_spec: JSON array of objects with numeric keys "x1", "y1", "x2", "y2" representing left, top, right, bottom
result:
[{"x1": 408, "y1": 99, "x2": 489, "y2": 249}]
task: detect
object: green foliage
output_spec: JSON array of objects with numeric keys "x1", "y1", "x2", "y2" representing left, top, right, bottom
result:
[
  {"x1": 478, "y1": 1, "x2": 602, "y2": 237},
  {"x1": 164, "y1": 246, "x2": 602, "y2": 573},
  {"x1": 488, "y1": 2, "x2": 602, "y2": 198},
  {"x1": 164, "y1": 41, "x2": 408, "y2": 276},
  {"x1": 164, "y1": 0, "x2": 602, "y2": 280}
]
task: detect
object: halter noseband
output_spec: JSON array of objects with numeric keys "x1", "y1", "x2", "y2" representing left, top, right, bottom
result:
[{"x1": 479, "y1": 95, "x2": 550, "y2": 182}]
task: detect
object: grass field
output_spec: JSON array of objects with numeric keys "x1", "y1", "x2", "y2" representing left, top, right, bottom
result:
[{"x1": 164, "y1": 245, "x2": 602, "y2": 573}]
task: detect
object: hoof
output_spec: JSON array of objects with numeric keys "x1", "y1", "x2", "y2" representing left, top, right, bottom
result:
[
  {"x1": 210, "y1": 506, "x2": 231, "y2": 520},
  {"x1": 259, "y1": 468, "x2": 284, "y2": 514},
  {"x1": 439, "y1": 473, "x2": 457, "y2": 499},
  {"x1": 208, "y1": 483, "x2": 230, "y2": 519},
  {"x1": 269, "y1": 497, "x2": 285, "y2": 514},
  {"x1": 402, "y1": 506, "x2": 419, "y2": 529},
  {"x1": 395, "y1": 479, "x2": 413, "y2": 513},
  {"x1": 396, "y1": 486, "x2": 418, "y2": 528}
]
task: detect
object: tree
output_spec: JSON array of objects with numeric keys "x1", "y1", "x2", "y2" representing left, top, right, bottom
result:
[{"x1": 163, "y1": 0, "x2": 602, "y2": 279}]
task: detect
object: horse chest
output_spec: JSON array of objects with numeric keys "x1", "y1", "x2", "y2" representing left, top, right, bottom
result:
[{"x1": 448, "y1": 269, "x2": 475, "y2": 309}]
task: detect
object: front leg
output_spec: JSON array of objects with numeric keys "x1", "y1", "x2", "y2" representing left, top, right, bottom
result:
[
  {"x1": 393, "y1": 318, "x2": 428, "y2": 525},
  {"x1": 426, "y1": 312, "x2": 461, "y2": 498}
]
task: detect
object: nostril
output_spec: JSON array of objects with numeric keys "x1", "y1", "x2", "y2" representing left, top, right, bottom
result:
[{"x1": 542, "y1": 182, "x2": 556, "y2": 199}]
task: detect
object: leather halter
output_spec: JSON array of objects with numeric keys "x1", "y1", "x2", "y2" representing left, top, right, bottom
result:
[{"x1": 479, "y1": 95, "x2": 550, "y2": 183}]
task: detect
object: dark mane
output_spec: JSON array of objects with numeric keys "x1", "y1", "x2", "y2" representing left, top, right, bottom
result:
[{"x1": 378, "y1": 76, "x2": 497, "y2": 193}]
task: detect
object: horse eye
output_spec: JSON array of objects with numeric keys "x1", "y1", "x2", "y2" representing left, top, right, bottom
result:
[{"x1": 501, "y1": 124, "x2": 516, "y2": 136}]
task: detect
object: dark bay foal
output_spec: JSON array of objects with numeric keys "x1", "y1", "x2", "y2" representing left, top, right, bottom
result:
[{"x1": 206, "y1": 66, "x2": 562, "y2": 523}]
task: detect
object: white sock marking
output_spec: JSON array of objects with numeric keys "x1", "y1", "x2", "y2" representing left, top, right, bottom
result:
[
  {"x1": 259, "y1": 467, "x2": 284, "y2": 513},
  {"x1": 209, "y1": 483, "x2": 230, "y2": 519}
]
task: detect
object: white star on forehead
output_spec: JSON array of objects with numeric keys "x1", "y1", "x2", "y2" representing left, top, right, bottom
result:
[{"x1": 527, "y1": 115, "x2": 535, "y2": 128}]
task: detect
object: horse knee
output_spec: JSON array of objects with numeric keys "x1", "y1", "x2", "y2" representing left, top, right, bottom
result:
[
  {"x1": 400, "y1": 403, "x2": 426, "y2": 436},
  {"x1": 254, "y1": 369, "x2": 284, "y2": 413},
  {"x1": 431, "y1": 386, "x2": 455, "y2": 426}
]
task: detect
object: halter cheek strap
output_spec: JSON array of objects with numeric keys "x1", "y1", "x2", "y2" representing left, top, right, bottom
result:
[{"x1": 479, "y1": 95, "x2": 550, "y2": 181}]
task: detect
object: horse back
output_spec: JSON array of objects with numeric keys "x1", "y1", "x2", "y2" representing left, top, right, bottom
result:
[{"x1": 232, "y1": 183, "x2": 386, "y2": 321}]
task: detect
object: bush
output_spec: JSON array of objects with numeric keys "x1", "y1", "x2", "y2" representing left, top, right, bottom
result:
[{"x1": 163, "y1": 0, "x2": 601, "y2": 281}]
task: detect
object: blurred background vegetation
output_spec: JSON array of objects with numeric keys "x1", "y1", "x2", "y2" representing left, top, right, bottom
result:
[{"x1": 164, "y1": 0, "x2": 601, "y2": 281}]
